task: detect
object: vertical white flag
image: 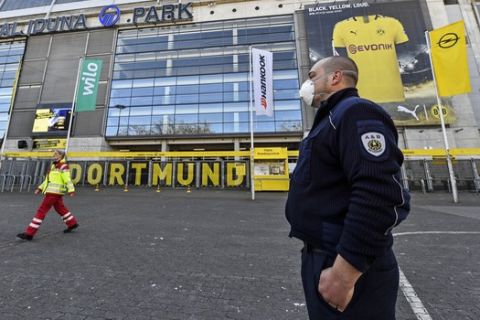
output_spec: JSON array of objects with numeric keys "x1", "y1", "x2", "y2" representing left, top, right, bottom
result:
[{"x1": 252, "y1": 48, "x2": 274, "y2": 117}]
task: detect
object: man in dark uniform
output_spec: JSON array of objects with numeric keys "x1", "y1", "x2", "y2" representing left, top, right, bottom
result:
[{"x1": 285, "y1": 56, "x2": 410, "y2": 320}]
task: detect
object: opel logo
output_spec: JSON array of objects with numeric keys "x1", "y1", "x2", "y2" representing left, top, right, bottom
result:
[
  {"x1": 99, "y1": 5, "x2": 121, "y2": 27},
  {"x1": 438, "y1": 32, "x2": 459, "y2": 49}
]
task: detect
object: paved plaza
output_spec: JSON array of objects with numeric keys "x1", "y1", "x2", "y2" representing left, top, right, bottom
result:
[{"x1": 0, "y1": 188, "x2": 479, "y2": 320}]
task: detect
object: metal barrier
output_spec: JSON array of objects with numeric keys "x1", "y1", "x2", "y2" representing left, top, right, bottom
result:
[
  {"x1": 400, "y1": 158, "x2": 480, "y2": 193},
  {"x1": 1, "y1": 155, "x2": 479, "y2": 193},
  {"x1": 0, "y1": 157, "x2": 251, "y2": 192},
  {"x1": 0, "y1": 158, "x2": 40, "y2": 192}
]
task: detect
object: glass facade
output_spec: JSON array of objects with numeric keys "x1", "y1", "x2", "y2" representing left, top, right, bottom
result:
[
  {"x1": 0, "y1": 0, "x2": 89, "y2": 11},
  {"x1": 106, "y1": 16, "x2": 302, "y2": 137},
  {"x1": 0, "y1": 41, "x2": 25, "y2": 140},
  {"x1": 0, "y1": 0, "x2": 52, "y2": 11}
]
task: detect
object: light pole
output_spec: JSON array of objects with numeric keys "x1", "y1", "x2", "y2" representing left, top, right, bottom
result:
[{"x1": 113, "y1": 104, "x2": 127, "y2": 136}]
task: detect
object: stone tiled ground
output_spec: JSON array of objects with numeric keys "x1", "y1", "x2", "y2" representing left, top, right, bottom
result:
[{"x1": 0, "y1": 189, "x2": 479, "y2": 319}]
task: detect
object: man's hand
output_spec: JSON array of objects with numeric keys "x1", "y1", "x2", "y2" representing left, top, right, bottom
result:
[
  {"x1": 68, "y1": 192, "x2": 75, "y2": 197},
  {"x1": 318, "y1": 254, "x2": 362, "y2": 312},
  {"x1": 34, "y1": 189, "x2": 41, "y2": 195}
]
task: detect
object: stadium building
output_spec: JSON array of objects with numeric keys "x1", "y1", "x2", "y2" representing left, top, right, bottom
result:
[{"x1": 0, "y1": 0, "x2": 479, "y2": 155}]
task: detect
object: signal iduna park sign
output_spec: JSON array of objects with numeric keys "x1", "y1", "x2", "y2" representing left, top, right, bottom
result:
[{"x1": 0, "y1": 3, "x2": 193, "y2": 38}]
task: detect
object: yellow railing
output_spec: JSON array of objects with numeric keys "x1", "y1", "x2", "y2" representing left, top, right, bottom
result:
[
  {"x1": 1, "y1": 151, "x2": 251, "y2": 159},
  {"x1": 2, "y1": 148, "x2": 480, "y2": 159},
  {"x1": 288, "y1": 149, "x2": 480, "y2": 158}
]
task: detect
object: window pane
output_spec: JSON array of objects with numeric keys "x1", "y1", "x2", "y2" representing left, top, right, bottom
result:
[
  {"x1": 274, "y1": 79, "x2": 299, "y2": 90},
  {"x1": 176, "y1": 85, "x2": 198, "y2": 94},
  {"x1": 224, "y1": 112, "x2": 248, "y2": 122},
  {"x1": 275, "y1": 110, "x2": 302, "y2": 121},
  {"x1": 224, "y1": 122, "x2": 249, "y2": 133},
  {"x1": 112, "y1": 80, "x2": 133, "y2": 89},
  {"x1": 199, "y1": 93, "x2": 223, "y2": 103},
  {"x1": 152, "y1": 105, "x2": 174, "y2": 115},
  {"x1": 199, "y1": 113, "x2": 223, "y2": 123},
  {"x1": 128, "y1": 125, "x2": 151, "y2": 136},
  {"x1": 176, "y1": 104, "x2": 198, "y2": 114},
  {"x1": 274, "y1": 89, "x2": 299, "y2": 100},
  {"x1": 199, "y1": 103, "x2": 223, "y2": 113},
  {"x1": 109, "y1": 98, "x2": 131, "y2": 107},
  {"x1": 276, "y1": 121, "x2": 302, "y2": 132},
  {"x1": 199, "y1": 83, "x2": 223, "y2": 93},
  {"x1": 106, "y1": 126, "x2": 118, "y2": 136},
  {"x1": 111, "y1": 89, "x2": 132, "y2": 98},
  {"x1": 129, "y1": 107, "x2": 152, "y2": 116},
  {"x1": 255, "y1": 122, "x2": 275, "y2": 132},
  {"x1": 107, "y1": 117, "x2": 119, "y2": 127},
  {"x1": 131, "y1": 96, "x2": 153, "y2": 106},
  {"x1": 274, "y1": 100, "x2": 301, "y2": 111},
  {"x1": 175, "y1": 114, "x2": 198, "y2": 124},
  {"x1": 153, "y1": 95, "x2": 175, "y2": 105},
  {"x1": 132, "y1": 87, "x2": 154, "y2": 97},
  {"x1": 129, "y1": 116, "x2": 152, "y2": 126},
  {"x1": 0, "y1": 104, "x2": 10, "y2": 112},
  {"x1": 176, "y1": 94, "x2": 199, "y2": 104},
  {"x1": 133, "y1": 78, "x2": 154, "y2": 88}
]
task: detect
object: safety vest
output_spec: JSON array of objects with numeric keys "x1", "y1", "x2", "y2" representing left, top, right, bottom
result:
[{"x1": 38, "y1": 159, "x2": 75, "y2": 195}]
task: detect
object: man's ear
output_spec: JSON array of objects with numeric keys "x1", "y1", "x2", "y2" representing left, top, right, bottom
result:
[{"x1": 331, "y1": 71, "x2": 342, "y2": 85}]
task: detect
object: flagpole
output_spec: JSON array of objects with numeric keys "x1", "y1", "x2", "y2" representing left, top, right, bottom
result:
[
  {"x1": 65, "y1": 57, "x2": 83, "y2": 155},
  {"x1": 249, "y1": 46, "x2": 255, "y2": 201},
  {"x1": 425, "y1": 31, "x2": 458, "y2": 203}
]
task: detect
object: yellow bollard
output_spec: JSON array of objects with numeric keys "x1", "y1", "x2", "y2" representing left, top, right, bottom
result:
[
  {"x1": 156, "y1": 184, "x2": 161, "y2": 193},
  {"x1": 95, "y1": 184, "x2": 99, "y2": 192},
  {"x1": 123, "y1": 185, "x2": 129, "y2": 192},
  {"x1": 186, "y1": 186, "x2": 191, "y2": 193}
]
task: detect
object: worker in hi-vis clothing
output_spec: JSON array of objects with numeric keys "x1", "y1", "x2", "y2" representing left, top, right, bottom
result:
[{"x1": 17, "y1": 149, "x2": 79, "y2": 241}]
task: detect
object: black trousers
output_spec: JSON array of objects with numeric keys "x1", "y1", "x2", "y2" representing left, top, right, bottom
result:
[{"x1": 301, "y1": 247, "x2": 399, "y2": 320}]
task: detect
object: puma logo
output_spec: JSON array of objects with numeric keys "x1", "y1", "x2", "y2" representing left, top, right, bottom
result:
[{"x1": 397, "y1": 105, "x2": 423, "y2": 121}]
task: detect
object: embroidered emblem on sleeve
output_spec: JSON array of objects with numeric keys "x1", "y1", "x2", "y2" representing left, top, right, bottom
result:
[{"x1": 361, "y1": 132, "x2": 386, "y2": 157}]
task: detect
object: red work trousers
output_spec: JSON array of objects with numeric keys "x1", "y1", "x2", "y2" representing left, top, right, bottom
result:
[{"x1": 25, "y1": 194, "x2": 78, "y2": 236}]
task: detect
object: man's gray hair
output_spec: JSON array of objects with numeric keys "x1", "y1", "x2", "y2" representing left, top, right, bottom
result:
[{"x1": 321, "y1": 56, "x2": 359, "y2": 85}]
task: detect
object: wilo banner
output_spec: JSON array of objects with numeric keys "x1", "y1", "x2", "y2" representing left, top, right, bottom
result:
[
  {"x1": 76, "y1": 59, "x2": 103, "y2": 112},
  {"x1": 252, "y1": 48, "x2": 274, "y2": 117}
]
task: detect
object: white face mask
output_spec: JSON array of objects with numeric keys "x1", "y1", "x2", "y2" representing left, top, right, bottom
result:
[{"x1": 299, "y1": 80, "x2": 316, "y2": 107}]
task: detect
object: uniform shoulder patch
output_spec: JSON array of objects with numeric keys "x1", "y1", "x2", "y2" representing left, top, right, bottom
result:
[{"x1": 361, "y1": 132, "x2": 386, "y2": 157}]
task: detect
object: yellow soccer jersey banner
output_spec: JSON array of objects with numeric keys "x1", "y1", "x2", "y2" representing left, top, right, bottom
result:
[
  {"x1": 429, "y1": 21, "x2": 471, "y2": 97},
  {"x1": 303, "y1": 0, "x2": 456, "y2": 127},
  {"x1": 333, "y1": 15, "x2": 408, "y2": 103}
]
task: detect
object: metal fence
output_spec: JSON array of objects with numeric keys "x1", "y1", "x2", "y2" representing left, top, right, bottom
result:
[
  {"x1": 0, "y1": 158, "x2": 252, "y2": 192},
  {"x1": 1, "y1": 157, "x2": 479, "y2": 193},
  {"x1": 401, "y1": 158, "x2": 480, "y2": 192}
]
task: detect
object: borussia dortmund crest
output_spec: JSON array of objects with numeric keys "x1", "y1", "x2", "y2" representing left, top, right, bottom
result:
[
  {"x1": 361, "y1": 132, "x2": 386, "y2": 157},
  {"x1": 377, "y1": 28, "x2": 385, "y2": 36}
]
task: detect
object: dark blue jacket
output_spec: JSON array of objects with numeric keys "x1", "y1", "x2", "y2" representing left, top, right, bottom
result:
[{"x1": 285, "y1": 88, "x2": 410, "y2": 272}]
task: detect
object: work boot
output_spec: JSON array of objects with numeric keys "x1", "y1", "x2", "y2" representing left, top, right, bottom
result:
[
  {"x1": 63, "y1": 223, "x2": 79, "y2": 233},
  {"x1": 17, "y1": 233, "x2": 33, "y2": 241}
]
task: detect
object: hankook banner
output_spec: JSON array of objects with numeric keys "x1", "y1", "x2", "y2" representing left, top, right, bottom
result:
[
  {"x1": 304, "y1": 0, "x2": 456, "y2": 126},
  {"x1": 252, "y1": 48, "x2": 274, "y2": 117}
]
